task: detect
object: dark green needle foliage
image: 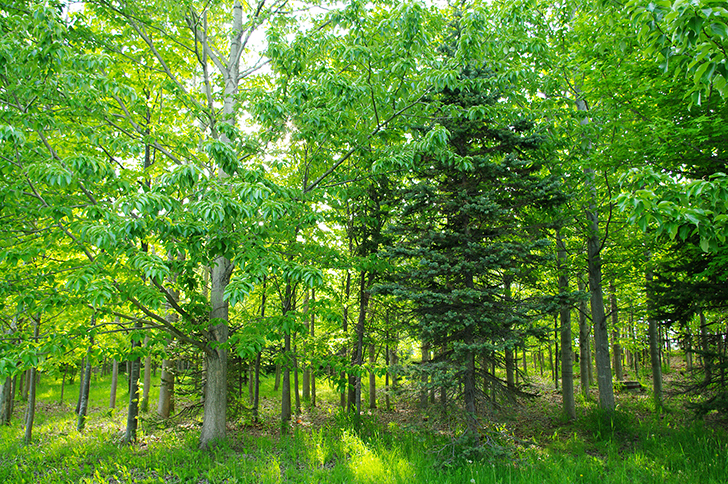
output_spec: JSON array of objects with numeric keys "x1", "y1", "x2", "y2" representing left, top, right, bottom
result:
[{"x1": 378, "y1": 66, "x2": 564, "y2": 439}]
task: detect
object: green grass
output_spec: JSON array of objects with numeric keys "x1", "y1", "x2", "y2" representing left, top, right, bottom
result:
[{"x1": 1, "y1": 371, "x2": 727, "y2": 483}]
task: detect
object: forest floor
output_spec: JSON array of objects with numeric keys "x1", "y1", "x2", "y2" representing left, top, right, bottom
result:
[{"x1": 2, "y1": 355, "x2": 728, "y2": 483}]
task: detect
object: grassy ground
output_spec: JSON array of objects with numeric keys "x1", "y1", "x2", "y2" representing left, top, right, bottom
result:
[{"x1": 1, "y1": 363, "x2": 727, "y2": 483}]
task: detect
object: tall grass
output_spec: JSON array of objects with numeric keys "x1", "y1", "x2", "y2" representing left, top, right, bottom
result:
[{"x1": 0, "y1": 371, "x2": 726, "y2": 483}]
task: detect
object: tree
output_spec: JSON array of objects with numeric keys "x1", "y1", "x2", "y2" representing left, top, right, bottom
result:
[{"x1": 380, "y1": 64, "x2": 564, "y2": 439}]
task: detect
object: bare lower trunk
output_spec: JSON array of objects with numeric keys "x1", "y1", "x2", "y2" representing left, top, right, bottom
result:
[
  {"x1": 199, "y1": 255, "x2": 232, "y2": 449},
  {"x1": 141, "y1": 337, "x2": 152, "y2": 412},
  {"x1": 110, "y1": 359, "x2": 119, "y2": 409},
  {"x1": 157, "y1": 359, "x2": 174, "y2": 418},
  {"x1": 124, "y1": 326, "x2": 141, "y2": 443},
  {"x1": 578, "y1": 279, "x2": 591, "y2": 398},
  {"x1": 0, "y1": 377, "x2": 11, "y2": 425},
  {"x1": 369, "y1": 343, "x2": 376, "y2": 409},
  {"x1": 78, "y1": 337, "x2": 93, "y2": 432},
  {"x1": 24, "y1": 317, "x2": 40, "y2": 443},
  {"x1": 610, "y1": 284, "x2": 623, "y2": 381},
  {"x1": 647, "y1": 263, "x2": 663, "y2": 408},
  {"x1": 558, "y1": 231, "x2": 575, "y2": 419},
  {"x1": 464, "y1": 349, "x2": 478, "y2": 441}
]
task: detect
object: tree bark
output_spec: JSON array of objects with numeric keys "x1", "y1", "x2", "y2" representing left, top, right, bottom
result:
[
  {"x1": 610, "y1": 283, "x2": 623, "y2": 381},
  {"x1": 585, "y1": 169, "x2": 615, "y2": 411},
  {"x1": 110, "y1": 359, "x2": 119, "y2": 409},
  {"x1": 157, "y1": 358, "x2": 174, "y2": 418},
  {"x1": 646, "y1": 262, "x2": 663, "y2": 408},
  {"x1": 577, "y1": 279, "x2": 591, "y2": 398},
  {"x1": 141, "y1": 336, "x2": 152, "y2": 413},
  {"x1": 281, "y1": 283, "x2": 293, "y2": 425},
  {"x1": 369, "y1": 343, "x2": 376, "y2": 409},
  {"x1": 199, "y1": 255, "x2": 232, "y2": 448},
  {"x1": 558, "y1": 230, "x2": 575, "y2": 419},
  {"x1": 124, "y1": 325, "x2": 141, "y2": 443},
  {"x1": 77, "y1": 336, "x2": 93, "y2": 432},
  {"x1": 24, "y1": 316, "x2": 40, "y2": 443},
  {"x1": 0, "y1": 377, "x2": 11, "y2": 425}
]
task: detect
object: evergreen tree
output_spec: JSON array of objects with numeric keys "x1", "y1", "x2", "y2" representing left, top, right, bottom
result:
[{"x1": 379, "y1": 67, "x2": 564, "y2": 439}]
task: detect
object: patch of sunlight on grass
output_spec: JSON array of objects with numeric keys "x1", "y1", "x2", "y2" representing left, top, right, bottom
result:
[
  {"x1": 256, "y1": 454, "x2": 282, "y2": 484},
  {"x1": 341, "y1": 430, "x2": 397, "y2": 484}
]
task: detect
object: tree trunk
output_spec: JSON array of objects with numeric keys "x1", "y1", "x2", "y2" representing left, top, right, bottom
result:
[
  {"x1": 505, "y1": 348, "x2": 515, "y2": 391},
  {"x1": 252, "y1": 351, "x2": 261, "y2": 423},
  {"x1": 124, "y1": 325, "x2": 142, "y2": 443},
  {"x1": 60, "y1": 364, "x2": 67, "y2": 404},
  {"x1": 302, "y1": 290, "x2": 310, "y2": 401},
  {"x1": 24, "y1": 316, "x2": 40, "y2": 443},
  {"x1": 646, "y1": 263, "x2": 663, "y2": 409},
  {"x1": 585, "y1": 173, "x2": 615, "y2": 410},
  {"x1": 610, "y1": 283, "x2": 623, "y2": 381},
  {"x1": 110, "y1": 359, "x2": 119, "y2": 409},
  {"x1": 464, "y1": 348, "x2": 478, "y2": 441},
  {"x1": 141, "y1": 336, "x2": 152, "y2": 413},
  {"x1": 342, "y1": 270, "x2": 350, "y2": 410},
  {"x1": 77, "y1": 336, "x2": 93, "y2": 432},
  {"x1": 701, "y1": 310, "x2": 711, "y2": 383},
  {"x1": 199, "y1": 254, "x2": 232, "y2": 449},
  {"x1": 310, "y1": 289, "x2": 316, "y2": 407},
  {"x1": 293, "y1": 343, "x2": 301, "y2": 415},
  {"x1": 157, "y1": 358, "x2": 174, "y2": 419},
  {"x1": 75, "y1": 358, "x2": 85, "y2": 415},
  {"x1": 0, "y1": 377, "x2": 11, "y2": 425},
  {"x1": 558, "y1": 230, "x2": 575, "y2": 419},
  {"x1": 578, "y1": 279, "x2": 591, "y2": 398},
  {"x1": 369, "y1": 343, "x2": 376, "y2": 409},
  {"x1": 281, "y1": 283, "x2": 294, "y2": 425},
  {"x1": 420, "y1": 341, "x2": 430, "y2": 407}
]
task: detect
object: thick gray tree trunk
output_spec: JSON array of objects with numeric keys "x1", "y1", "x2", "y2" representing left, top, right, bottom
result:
[
  {"x1": 200, "y1": 256, "x2": 232, "y2": 448},
  {"x1": 584, "y1": 170, "x2": 614, "y2": 410},
  {"x1": 281, "y1": 284, "x2": 293, "y2": 425},
  {"x1": 557, "y1": 231, "x2": 575, "y2": 419},
  {"x1": 157, "y1": 358, "x2": 174, "y2": 418}
]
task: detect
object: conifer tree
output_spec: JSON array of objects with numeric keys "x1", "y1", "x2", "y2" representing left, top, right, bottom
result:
[{"x1": 379, "y1": 66, "x2": 564, "y2": 439}]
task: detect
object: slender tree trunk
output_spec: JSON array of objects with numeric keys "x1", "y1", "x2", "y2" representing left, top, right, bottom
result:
[
  {"x1": 420, "y1": 341, "x2": 430, "y2": 407},
  {"x1": 701, "y1": 310, "x2": 711, "y2": 383},
  {"x1": 60, "y1": 364, "x2": 67, "y2": 404},
  {"x1": 505, "y1": 348, "x2": 515, "y2": 391},
  {"x1": 141, "y1": 337, "x2": 152, "y2": 413},
  {"x1": 302, "y1": 291, "x2": 310, "y2": 401},
  {"x1": 310, "y1": 288, "x2": 316, "y2": 407},
  {"x1": 252, "y1": 351, "x2": 261, "y2": 423},
  {"x1": 75, "y1": 358, "x2": 85, "y2": 415},
  {"x1": 554, "y1": 316, "x2": 559, "y2": 391},
  {"x1": 124, "y1": 324, "x2": 142, "y2": 443},
  {"x1": 578, "y1": 279, "x2": 591, "y2": 398},
  {"x1": 281, "y1": 284, "x2": 293, "y2": 425},
  {"x1": 24, "y1": 316, "x2": 40, "y2": 443},
  {"x1": 646, "y1": 262, "x2": 662, "y2": 409},
  {"x1": 610, "y1": 283, "x2": 623, "y2": 381},
  {"x1": 293, "y1": 343, "x2": 301, "y2": 415},
  {"x1": 369, "y1": 343, "x2": 376, "y2": 409},
  {"x1": 352, "y1": 271, "x2": 369, "y2": 414},
  {"x1": 464, "y1": 347, "x2": 478, "y2": 441},
  {"x1": 557, "y1": 231, "x2": 575, "y2": 419},
  {"x1": 342, "y1": 270, "x2": 350, "y2": 410},
  {"x1": 110, "y1": 359, "x2": 119, "y2": 409},
  {"x1": 253, "y1": 279, "x2": 266, "y2": 423},
  {"x1": 77, "y1": 335, "x2": 93, "y2": 432},
  {"x1": 0, "y1": 377, "x2": 11, "y2": 425}
]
